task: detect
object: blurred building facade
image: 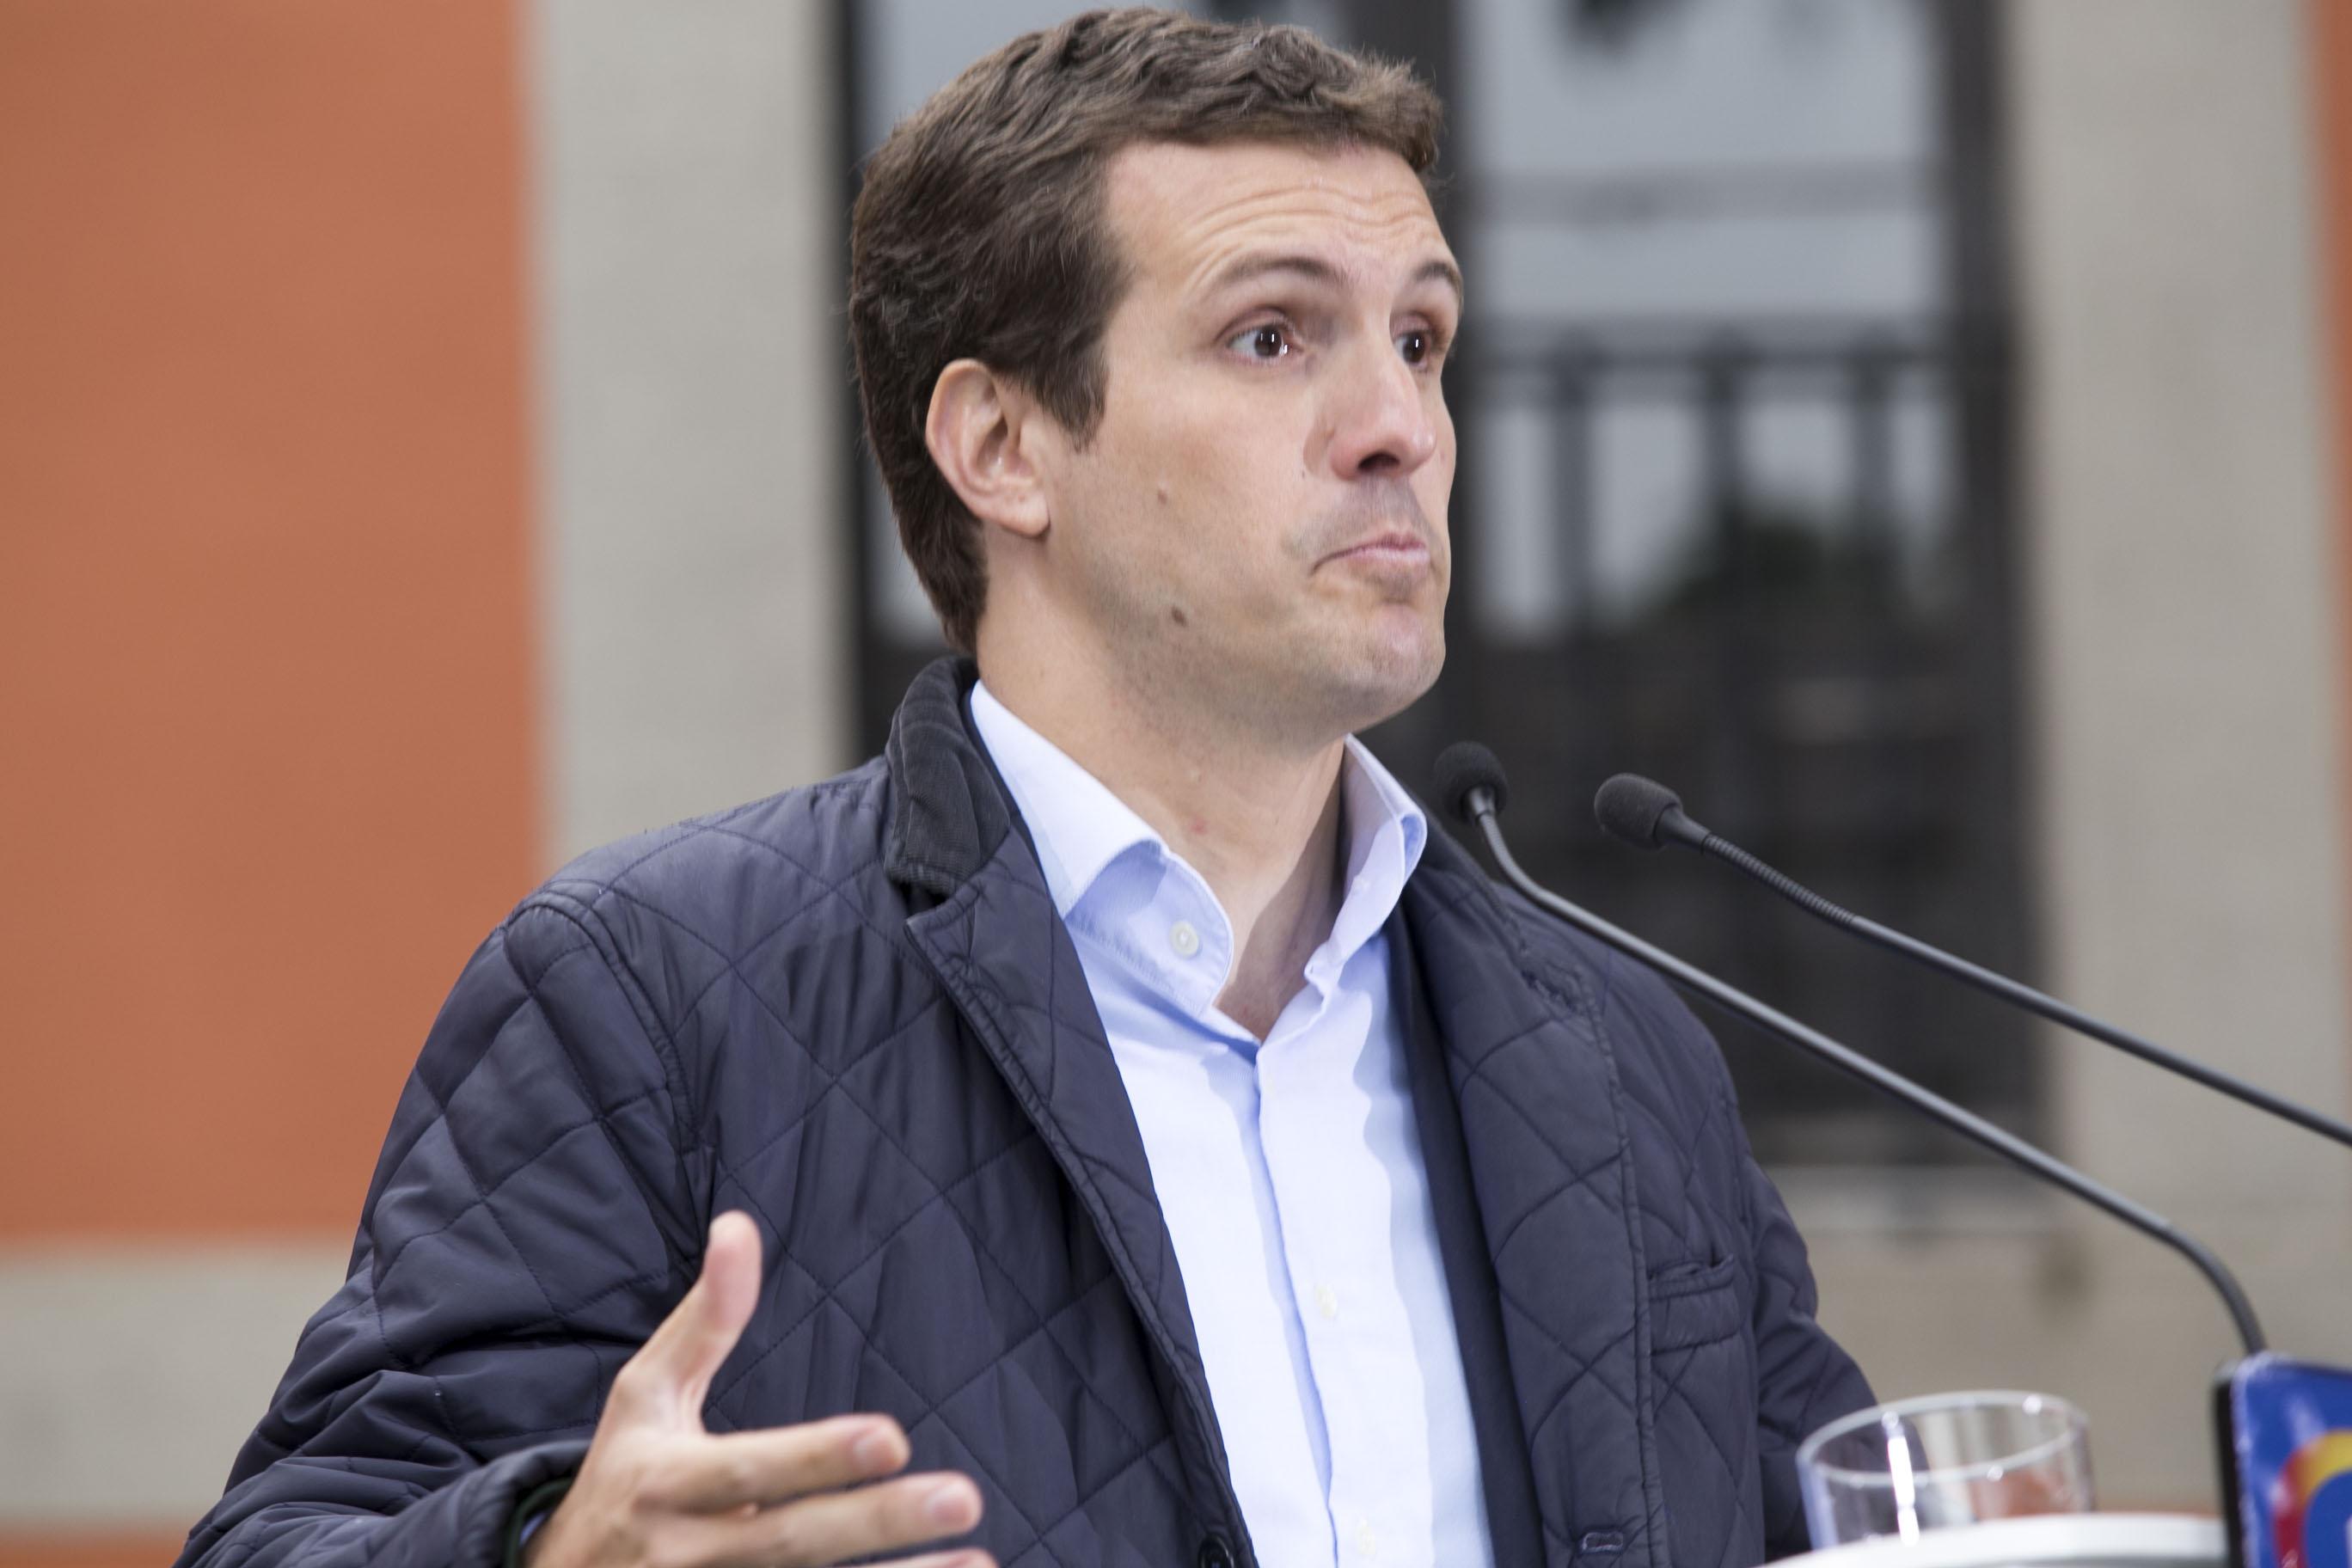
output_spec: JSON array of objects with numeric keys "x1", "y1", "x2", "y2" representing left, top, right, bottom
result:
[{"x1": 4, "y1": 1, "x2": 2350, "y2": 1561}]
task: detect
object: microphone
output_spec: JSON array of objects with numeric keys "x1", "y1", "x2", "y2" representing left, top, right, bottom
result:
[
  {"x1": 1593, "y1": 773, "x2": 2352, "y2": 1153},
  {"x1": 1433, "y1": 742, "x2": 2268, "y2": 1355}
]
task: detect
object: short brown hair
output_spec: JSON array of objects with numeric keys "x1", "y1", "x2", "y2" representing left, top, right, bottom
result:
[{"x1": 848, "y1": 8, "x2": 1443, "y2": 653}]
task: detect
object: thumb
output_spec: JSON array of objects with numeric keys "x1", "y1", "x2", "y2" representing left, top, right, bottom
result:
[{"x1": 615, "y1": 1210, "x2": 763, "y2": 1426}]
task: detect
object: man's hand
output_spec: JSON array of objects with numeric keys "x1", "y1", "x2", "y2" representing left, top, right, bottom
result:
[{"x1": 524, "y1": 1211, "x2": 991, "y2": 1568}]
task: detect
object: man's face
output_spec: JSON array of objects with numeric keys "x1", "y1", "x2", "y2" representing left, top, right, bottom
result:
[{"x1": 1026, "y1": 138, "x2": 1459, "y2": 743}]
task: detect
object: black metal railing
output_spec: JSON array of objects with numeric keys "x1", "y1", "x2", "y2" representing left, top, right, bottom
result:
[{"x1": 1369, "y1": 318, "x2": 2036, "y2": 1165}]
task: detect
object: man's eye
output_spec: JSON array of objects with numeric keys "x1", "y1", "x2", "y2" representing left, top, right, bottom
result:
[
  {"x1": 1398, "y1": 328, "x2": 1435, "y2": 365},
  {"x1": 1231, "y1": 324, "x2": 1292, "y2": 360}
]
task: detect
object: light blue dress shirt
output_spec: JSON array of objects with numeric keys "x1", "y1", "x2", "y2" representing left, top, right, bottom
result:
[{"x1": 969, "y1": 683, "x2": 1495, "y2": 1568}]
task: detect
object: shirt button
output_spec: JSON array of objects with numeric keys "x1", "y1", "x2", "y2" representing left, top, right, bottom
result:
[
  {"x1": 1354, "y1": 1519, "x2": 1379, "y2": 1558},
  {"x1": 1168, "y1": 919, "x2": 1201, "y2": 959},
  {"x1": 1316, "y1": 1285, "x2": 1339, "y2": 1320}
]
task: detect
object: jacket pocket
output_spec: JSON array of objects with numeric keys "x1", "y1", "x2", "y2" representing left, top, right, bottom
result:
[
  {"x1": 1645, "y1": 1254, "x2": 1763, "y2": 1568},
  {"x1": 1646, "y1": 1255, "x2": 1743, "y2": 1350}
]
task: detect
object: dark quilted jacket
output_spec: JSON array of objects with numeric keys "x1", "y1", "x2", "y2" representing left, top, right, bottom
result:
[{"x1": 178, "y1": 658, "x2": 1870, "y2": 1568}]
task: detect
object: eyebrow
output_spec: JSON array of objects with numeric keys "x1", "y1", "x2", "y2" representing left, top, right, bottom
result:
[{"x1": 1200, "y1": 251, "x2": 1465, "y2": 310}]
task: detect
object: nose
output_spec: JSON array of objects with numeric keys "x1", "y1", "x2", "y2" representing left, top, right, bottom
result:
[{"x1": 1321, "y1": 339, "x2": 1441, "y2": 481}]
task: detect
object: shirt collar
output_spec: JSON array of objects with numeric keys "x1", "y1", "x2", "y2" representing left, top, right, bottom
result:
[
  {"x1": 1327, "y1": 730, "x2": 1430, "y2": 967},
  {"x1": 968, "y1": 679, "x2": 1427, "y2": 968},
  {"x1": 969, "y1": 680, "x2": 1164, "y2": 918}
]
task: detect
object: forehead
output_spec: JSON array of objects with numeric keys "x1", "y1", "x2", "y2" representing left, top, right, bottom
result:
[{"x1": 1100, "y1": 139, "x2": 1451, "y2": 300}]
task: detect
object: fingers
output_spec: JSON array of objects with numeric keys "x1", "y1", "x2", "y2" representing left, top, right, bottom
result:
[
  {"x1": 686, "y1": 1471, "x2": 985, "y2": 1568},
  {"x1": 611, "y1": 1212, "x2": 763, "y2": 1425},
  {"x1": 644, "y1": 1415, "x2": 910, "y2": 1512},
  {"x1": 589, "y1": 1217, "x2": 987, "y2": 1568}
]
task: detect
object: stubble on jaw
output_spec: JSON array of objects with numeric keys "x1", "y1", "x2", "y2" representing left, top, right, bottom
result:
[{"x1": 1082, "y1": 544, "x2": 1446, "y2": 757}]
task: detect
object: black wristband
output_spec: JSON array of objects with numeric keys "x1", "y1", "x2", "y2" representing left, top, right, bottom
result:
[{"x1": 502, "y1": 1475, "x2": 576, "y2": 1568}]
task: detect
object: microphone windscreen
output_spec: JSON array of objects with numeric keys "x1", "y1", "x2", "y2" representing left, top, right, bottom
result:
[
  {"x1": 1594, "y1": 774, "x2": 1685, "y2": 850},
  {"x1": 1433, "y1": 743, "x2": 1510, "y2": 824}
]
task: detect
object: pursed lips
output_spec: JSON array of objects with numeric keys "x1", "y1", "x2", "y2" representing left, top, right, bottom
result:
[{"x1": 1319, "y1": 530, "x2": 1431, "y2": 568}]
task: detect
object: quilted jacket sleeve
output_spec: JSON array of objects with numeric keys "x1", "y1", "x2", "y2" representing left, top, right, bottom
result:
[
  {"x1": 175, "y1": 900, "x2": 701, "y2": 1568},
  {"x1": 1740, "y1": 1124, "x2": 1874, "y2": 1559}
]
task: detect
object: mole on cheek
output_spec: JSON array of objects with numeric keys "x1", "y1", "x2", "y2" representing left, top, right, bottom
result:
[
  {"x1": 1156, "y1": 482, "x2": 1172, "y2": 504},
  {"x1": 1170, "y1": 606, "x2": 1190, "y2": 628}
]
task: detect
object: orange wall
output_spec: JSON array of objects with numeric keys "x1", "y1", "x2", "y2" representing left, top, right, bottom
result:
[
  {"x1": 0, "y1": 1534, "x2": 193, "y2": 1568},
  {"x1": 0, "y1": 1, "x2": 536, "y2": 1238}
]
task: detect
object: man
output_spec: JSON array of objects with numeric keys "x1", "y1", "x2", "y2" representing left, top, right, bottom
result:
[{"x1": 179, "y1": 12, "x2": 1870, "y2": 1568}]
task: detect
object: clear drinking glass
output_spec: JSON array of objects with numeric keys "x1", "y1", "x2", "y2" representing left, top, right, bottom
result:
[{"x1": 1796, "y1": 1391, "x2": 2095, "y2": 1548}]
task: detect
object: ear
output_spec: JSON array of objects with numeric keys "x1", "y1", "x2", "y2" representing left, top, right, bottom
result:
[{"x1": 924, "y1": 358, "x2": 1052, "y2": 542}]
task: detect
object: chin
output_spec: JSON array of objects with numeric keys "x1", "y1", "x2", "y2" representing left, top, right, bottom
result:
[{"x1": 1320, "y1": 626, "x2": 1446, "y2": 732}]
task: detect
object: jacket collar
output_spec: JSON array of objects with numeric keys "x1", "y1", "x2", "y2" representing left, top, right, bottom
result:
[{"x1": 881, "y1": 656, "x2": 1012, "y2": 900}]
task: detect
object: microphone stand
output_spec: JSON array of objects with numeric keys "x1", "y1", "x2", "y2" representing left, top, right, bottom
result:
[
  {"x1": 1454, "y1": 779, "x2": 2268, "y2": 1357},
  {"x1": 1593, "y1": 775, "x2": 2352, "y2": 1154}
]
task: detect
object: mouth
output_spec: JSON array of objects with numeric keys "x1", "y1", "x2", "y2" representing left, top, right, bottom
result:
[{"x1": 1321, "y1": 530, "x2": 1431, "y2": 568}]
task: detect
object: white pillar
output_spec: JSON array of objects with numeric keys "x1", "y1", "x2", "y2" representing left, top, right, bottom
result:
[{"x1": 529, "y1": 0, "x2": 851, "y2": 864}]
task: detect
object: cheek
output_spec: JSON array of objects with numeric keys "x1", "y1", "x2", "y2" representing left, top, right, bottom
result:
[
  {"x1": 1426, "y1": 407, "x2": 1459, "y2": 510},
  {"x1": 1155, "y1": 446, "x2": 1273, "y2": 551},
  {"x1": 1086, "y1": 376, "x2": 1321, "y2": 588},
  {"x1": 1093, "y1": 382, "x2": 1229, "y2": 509}
]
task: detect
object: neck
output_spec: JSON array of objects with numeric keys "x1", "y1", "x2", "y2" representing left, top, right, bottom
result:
[{"x1": 977, "y1": 636, "x2": 1351, "y2": 1038}]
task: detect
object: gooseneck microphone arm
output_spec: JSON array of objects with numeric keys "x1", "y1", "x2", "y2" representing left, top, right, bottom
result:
[
  {"x1": 1436, "y1": 746, "x2": 2267, "y2": 1356},
  {"x1": 1594, "y1": 773, "x2": 2352, "y2": 1154}
]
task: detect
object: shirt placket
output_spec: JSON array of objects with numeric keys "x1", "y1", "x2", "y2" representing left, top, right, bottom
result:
[{"x1": 1258, "y1": 976, "x2": 1424, "y2": 1568}]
